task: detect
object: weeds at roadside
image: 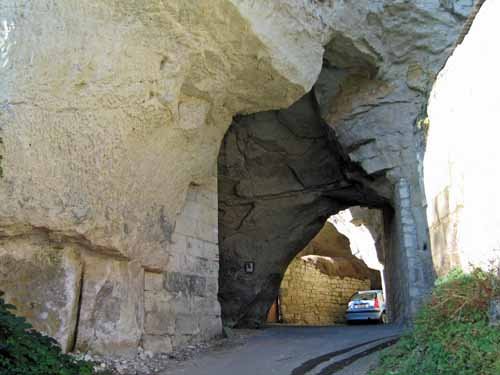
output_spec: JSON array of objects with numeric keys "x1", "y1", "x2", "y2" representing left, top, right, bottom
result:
[{"x1": 370, "y1": 264, "x2": 500, "y2": 375}]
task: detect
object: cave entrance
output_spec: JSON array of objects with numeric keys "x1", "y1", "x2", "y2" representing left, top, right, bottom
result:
[{"x1": 266, "y1": 208, "x2": 385, "y2": 326}]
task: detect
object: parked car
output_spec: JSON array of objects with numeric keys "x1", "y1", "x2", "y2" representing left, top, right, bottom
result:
[{"x1": 345, "y1": 290, "x2": 387, "y2": 324}]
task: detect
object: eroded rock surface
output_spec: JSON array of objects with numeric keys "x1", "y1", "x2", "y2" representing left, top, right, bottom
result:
[
  {"x1": 314, "y1": 3, "x2": 474, "y2": 315},
  {"x1": 330, "y1": 208, "x2": 385, "y2": 289},
  {"x1": 0, "y1": 0, "x2": 477, "y2": 354},
  {"x1": 0, "y1": 0, "x2": 329, "y2": 270},
  {"x1": 315, "y1": 1, "x2": 473, "y2": 263},
  {"x1": 75, "y1": 257, "x2": 144, "y2": 356},
  {"x1": 298, "y1": 220, "x2": 381, "y2": 285},
  {"x1": 0, "y1": 0, "x2": 335, "y2": 352}
]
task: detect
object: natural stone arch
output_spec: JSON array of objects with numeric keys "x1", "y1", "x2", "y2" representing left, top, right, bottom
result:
[
  {"x1": 0, "y1": 0, "x2": 477, "y2": 356},
  {"x1": 217, "y1": 91, "x2": 393, "y2": 327},
  {"x1": 217, "y1": 0, "x2": 476, "y2": 326}
]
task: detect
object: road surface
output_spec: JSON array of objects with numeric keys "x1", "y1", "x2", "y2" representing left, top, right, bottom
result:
[{"x1": 162, "y1": 324, "x2": 404, "y2": 375}]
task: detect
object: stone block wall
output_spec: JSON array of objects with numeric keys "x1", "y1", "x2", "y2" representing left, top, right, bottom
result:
[
  {"x1": 0, "y1": 179, "x2": 222, "y2": 355},
  {"x1": 142, "y1": 179, "x2": 222, "y2": 353},
  {"x1": 280, "y1": 257, "x2": 370, "y2": 325}
]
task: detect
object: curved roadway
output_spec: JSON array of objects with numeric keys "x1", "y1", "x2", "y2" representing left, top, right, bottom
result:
[{"x1": 162, "y1": 324, "x2": 404, "y2": 375}]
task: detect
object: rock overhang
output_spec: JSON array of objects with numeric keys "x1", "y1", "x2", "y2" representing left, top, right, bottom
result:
[{"x1": 0, "y1": 0, "x2": 478, "y2": 353}]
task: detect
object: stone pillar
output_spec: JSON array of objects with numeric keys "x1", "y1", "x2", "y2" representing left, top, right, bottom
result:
[{"x1": 388, "y1": 178, "x2": 432, "y2": 321}]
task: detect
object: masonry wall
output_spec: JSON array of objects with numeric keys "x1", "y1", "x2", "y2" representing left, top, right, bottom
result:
[
  {"x1": 142, "y1": 179, "x2": 222, "y2": 352},
  {"x1": 0, "y1": 178, "x2": 223, "y2": 355},
  {"x1": 280, "y1": 258, "x2": 370, "y2": 325}
]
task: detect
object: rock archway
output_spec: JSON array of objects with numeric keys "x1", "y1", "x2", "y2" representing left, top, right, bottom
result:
[
  {"x1": 0, "y1": 0, "x2": 478, "y2": 355},
  {"x1": 217, "y1": 91, "x2": 392, "y2": 327},
  {"x1": 217, "y1": 84, "x2": 439, "y2": 327},
  {"x1": 217, "y1": 0, "x2": 476, "y2": 328}
]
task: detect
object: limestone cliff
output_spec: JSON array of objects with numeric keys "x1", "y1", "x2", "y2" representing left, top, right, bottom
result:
[
  {"x1": 0, "y1": 0, "x2": 478, "y2": 354},
  {"x1": 425, "y1": 0, "x2": 499, "y2": 275},
  {"x1": 0, "y1": 0, "x2": 336, "y2": 354}
]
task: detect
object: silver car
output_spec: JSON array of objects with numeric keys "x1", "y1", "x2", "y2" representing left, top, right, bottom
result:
[{"x1": 345, "y1": 290, "x2": 388, "y2": 324}]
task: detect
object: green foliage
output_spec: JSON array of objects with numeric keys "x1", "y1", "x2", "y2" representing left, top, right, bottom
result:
[
  {"x1": 370, "y1": 267, "x2": 500, "y2": 375},
  {"x1": 0, "y1": 291, "x2": 94, "y2": 375}
]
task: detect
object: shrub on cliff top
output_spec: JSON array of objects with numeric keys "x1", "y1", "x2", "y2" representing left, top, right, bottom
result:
[
  {"x1": 0, "y1": 291, "x2": 93, "y2": 375},
  {"x1": 370, "y1": 266, "x2": 500, "y2": 375}
]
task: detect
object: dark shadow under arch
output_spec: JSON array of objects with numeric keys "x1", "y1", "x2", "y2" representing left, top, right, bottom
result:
[{"x1": 217, "y1": 91, "x2": 392, "y2": 327}]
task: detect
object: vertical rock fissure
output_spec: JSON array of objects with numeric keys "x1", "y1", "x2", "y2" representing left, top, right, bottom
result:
[{"x1": 70, "y1": 265, "x2": 85, "y2": 353}]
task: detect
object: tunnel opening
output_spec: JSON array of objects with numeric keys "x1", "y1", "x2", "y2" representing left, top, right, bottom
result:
[
  {"x1": 216, "y1": 21, "x2": 441, "y2": 328},
  {"x1": 266, "y1": 208, "x2": 385, "y2": 326},
  {"x1": 216, "y1": 87, "x2": 408, "y2": 329}
]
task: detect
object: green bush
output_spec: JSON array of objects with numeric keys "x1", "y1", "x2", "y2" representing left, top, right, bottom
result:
[
  {"x1": 370, "y1": 267, "x2": 500, "y2": 375},
  {"x1": 0, "y1": 291, "x2": 94, "y2": 375}
]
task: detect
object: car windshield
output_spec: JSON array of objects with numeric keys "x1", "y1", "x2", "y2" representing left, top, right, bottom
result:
[{"x1": 350, "y1": 292, "x2": 377, "y2": 301}]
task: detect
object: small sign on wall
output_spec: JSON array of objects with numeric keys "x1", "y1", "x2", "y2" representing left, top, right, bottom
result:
[{"x1": 244, "y1": 261, "x2": 255, "y2": 274}]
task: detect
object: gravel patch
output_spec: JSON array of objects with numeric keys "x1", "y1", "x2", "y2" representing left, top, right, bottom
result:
[{"x1": 71, "y1": 329, "x2": 259, "y2": 375}]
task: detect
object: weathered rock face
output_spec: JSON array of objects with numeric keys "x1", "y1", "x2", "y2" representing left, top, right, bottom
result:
[
  {"x1": 425, "y1": 0, "x2": 499, "y2": 276},
  {"x1": 0, "y1": 0, "x2": 477, "y2": 354},
  {"x1": 330, "y1": 208, "x2": 385, "y2": 272},
  {"x1": 0, "y1": 0, "x2": 337, "y2": 353},
  {"x1": 329, "y1": 208, "x2": 385, "y2": 290},
  {"x1": 317, "y1": 0, "x2": 473, "y2": 179},
  {"x1": 299, "y1": 219, "x2": 352, "y2": 259},
  {"x1": 0, "y1": 234, "x2": 82, "y2": 352},
  {"x1": 76, "y1": 257, "x2": 144, "y2": 356},
  {"x1": 0, "y1": 0, "x2": 329, "y2": 271},
  {"x1": 298, "y1": 219, "x2": 381, "y2": 286}
]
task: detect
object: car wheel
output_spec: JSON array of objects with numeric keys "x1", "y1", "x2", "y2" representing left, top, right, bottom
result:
[{"x1": 380, "y1": 312, "x2": 388, "y2": 324}]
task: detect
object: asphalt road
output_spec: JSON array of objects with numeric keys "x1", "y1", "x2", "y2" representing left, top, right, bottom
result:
[{"x1": 162, "y1": 324, "x2": 404, "y2": 375}]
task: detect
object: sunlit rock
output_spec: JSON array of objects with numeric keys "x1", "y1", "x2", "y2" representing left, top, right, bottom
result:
[{"x1": 425, "y1": 0, "x2": 500, "y2": 275}]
